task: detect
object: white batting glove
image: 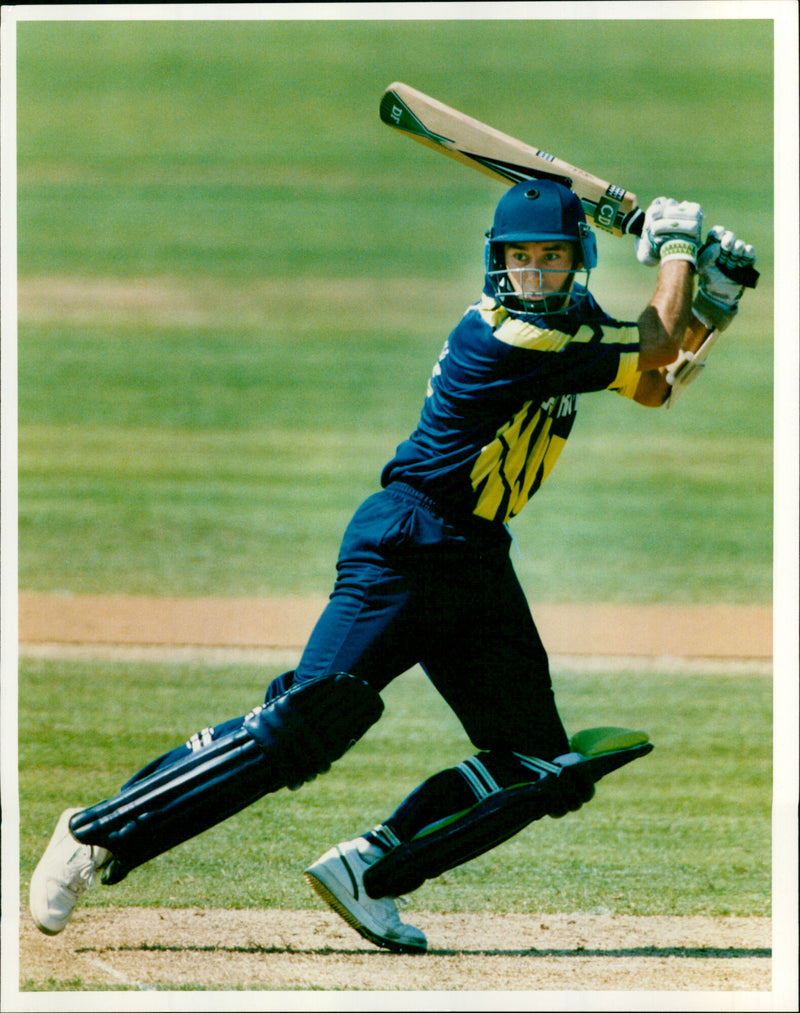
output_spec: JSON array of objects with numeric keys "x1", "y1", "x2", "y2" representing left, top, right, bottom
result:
[
  {"x1": 635, "y1": 196, "x2": 703, "y2": 267},
  {"x1": 693, "y1": 226, "x2": 757, "y2": 331}
]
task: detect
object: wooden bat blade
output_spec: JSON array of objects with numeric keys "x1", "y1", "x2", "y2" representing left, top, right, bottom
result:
[
  {"x1": 380, "y1": 81, "x2": 640, "y2": 237},
  {"x1": 379, "y1": 86, "x2": 573, "y2": 190}
]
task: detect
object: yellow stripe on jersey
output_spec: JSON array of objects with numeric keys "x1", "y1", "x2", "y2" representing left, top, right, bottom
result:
[
  {"x1": 494, "y1": 316, "x2": 596, "y2": 353},
  {"x1": 477, "y1": 293, "x2": 508, "y2": 329},
  {"x1": 478, "y1": 293, "x2": 641, "y2": 397},
  {"x1": 469, "y1": 400, "x2": 569, "y2": 521},
  {"x1": 613, "y1": 349, "x2": 642, "y2": 400}
]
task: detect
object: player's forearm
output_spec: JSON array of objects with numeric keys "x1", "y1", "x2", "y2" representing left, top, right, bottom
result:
[
  {"x1": 636, "y1": 260, "x2": 695, "y2": 371},
  {"x1": 633, "y1": 310, "x2": 713, "y2": 406},
  {"x1": 681, "y1": 310, "x2": 715, "y2": 354}
]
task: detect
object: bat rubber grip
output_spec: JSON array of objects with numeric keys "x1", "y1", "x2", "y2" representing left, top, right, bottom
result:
[{"x1": 623, "y1": 207, "x2": 758, "y2": 288}]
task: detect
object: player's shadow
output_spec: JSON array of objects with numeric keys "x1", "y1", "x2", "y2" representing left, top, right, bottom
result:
[
  {"x1": 82, "y1": 943, "x2": 771, "y2": 959},
  {"x1": 432, "y1": 945, "x2": 772, "y2": 959}
]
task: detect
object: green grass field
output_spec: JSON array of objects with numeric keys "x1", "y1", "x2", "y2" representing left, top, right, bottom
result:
[
  {"x1": 16, "y1": 17, "x2": 774, "y2": 602},
  {"x1": 18, "y1": 659, "x2": 771, "y2": 918},
  {"x1": 13, "y1": 15, "x2": 776, "y2": 933}
]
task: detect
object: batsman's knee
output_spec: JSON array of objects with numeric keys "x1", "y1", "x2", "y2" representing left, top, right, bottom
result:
[
  {"x1": 244, "y1": 670, "x2": 384, "y2": 788},
  {"x1": 478, "y1": 748, "x2": 596, "y2": 817}
]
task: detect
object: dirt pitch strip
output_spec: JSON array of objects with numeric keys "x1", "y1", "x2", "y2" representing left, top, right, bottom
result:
[
  {"x1": 18, "y1": 907, "x2": 772, "y2": 993},
  {"x1": 17, "y1": 593, "x2": 774, "y2": 663},
  {"x1": 16, "y1": 594, "x2": 775, "y2": 996}
]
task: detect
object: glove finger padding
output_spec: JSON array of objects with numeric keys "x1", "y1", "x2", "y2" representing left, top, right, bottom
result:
[
  {"x1": 700, "y1": 226, "x2": 757, "y2": 287},
  {"x1": 694, "y1": 226, "x2": 756, "y2": 331},
  {"x1": 719, "y1": 232, "x2": 756, "y2": 276}
]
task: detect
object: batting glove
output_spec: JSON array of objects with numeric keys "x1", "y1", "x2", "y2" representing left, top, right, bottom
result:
[
  {"x1": 635, "y1": 196, "x2": 703, "y2": 268},
  {"x1": 693, "y1": 226, "x2": 757, "y2": 332}
]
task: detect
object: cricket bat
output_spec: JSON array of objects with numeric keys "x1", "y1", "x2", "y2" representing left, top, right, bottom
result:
[{"x1": 380, "y1": 82, "x2": 758, "y2": 289}]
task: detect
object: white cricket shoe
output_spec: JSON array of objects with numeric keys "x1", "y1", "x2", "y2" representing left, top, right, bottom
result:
[
  {"x1": 29, "y1": 808, "x2": 111, "y2": 935},
  {"x1": 305, "y1": 837, "x2": 427, "y2": 954}
]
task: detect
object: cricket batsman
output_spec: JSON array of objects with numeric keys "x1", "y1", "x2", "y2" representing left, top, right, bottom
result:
[{"x1": 30, "y1": 179, "x2": 756, "y2": 953}]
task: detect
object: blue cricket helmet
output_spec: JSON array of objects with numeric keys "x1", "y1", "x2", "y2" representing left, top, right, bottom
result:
[{"x1": 485, "y1": 178, "x2": 597, "y2": 317}]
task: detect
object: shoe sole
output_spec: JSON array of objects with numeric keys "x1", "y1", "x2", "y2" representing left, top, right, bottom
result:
[{"x1": 304, "y1": 870, "x2": 426, "y2": 955}]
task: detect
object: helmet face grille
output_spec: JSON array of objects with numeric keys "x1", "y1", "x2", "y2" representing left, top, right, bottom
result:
[{"x1": 486, "y1": 261, "x2": 591, "y2": 318}]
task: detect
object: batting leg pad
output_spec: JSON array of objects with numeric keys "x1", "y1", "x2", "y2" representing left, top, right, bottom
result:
[
  {"x1": 70, "y1": 672, "x2": 383, "y2": 883},
  {"x1": 363, "y1": 728, "x2": 653, "y2": 899},
  {"x1": 363, "y1": 760, "x2": 593, "y2": 899}
]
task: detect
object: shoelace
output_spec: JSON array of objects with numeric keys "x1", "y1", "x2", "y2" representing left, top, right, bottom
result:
[{"x1": 64, "y1": 848, "x2": 98, "y2": 896}]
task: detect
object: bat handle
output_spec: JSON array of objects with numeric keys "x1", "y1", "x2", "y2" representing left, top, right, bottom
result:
[
  {"x1": 622, "y1": 206, "x2": 759, "y2": 289},
  {"x1": 622, "y1": 207, "x2": 646, "y2": 237}
]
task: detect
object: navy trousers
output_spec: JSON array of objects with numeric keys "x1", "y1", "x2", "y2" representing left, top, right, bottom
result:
[
  {"x1": 294, "y1": 482, "x2": 569, "y2": 760},
  {"x1": 122, "y1": 481, "x2": 568, "y2": 787}
]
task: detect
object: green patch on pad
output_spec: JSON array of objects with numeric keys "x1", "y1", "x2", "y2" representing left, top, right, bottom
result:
[{"x1": 569, "y1": 726, "x2": 651, "y2": 758}]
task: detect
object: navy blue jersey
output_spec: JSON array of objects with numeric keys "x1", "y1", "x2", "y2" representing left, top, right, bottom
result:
[{"x1": 381, "y1": 286, "x2": 641, "y2": 523}]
